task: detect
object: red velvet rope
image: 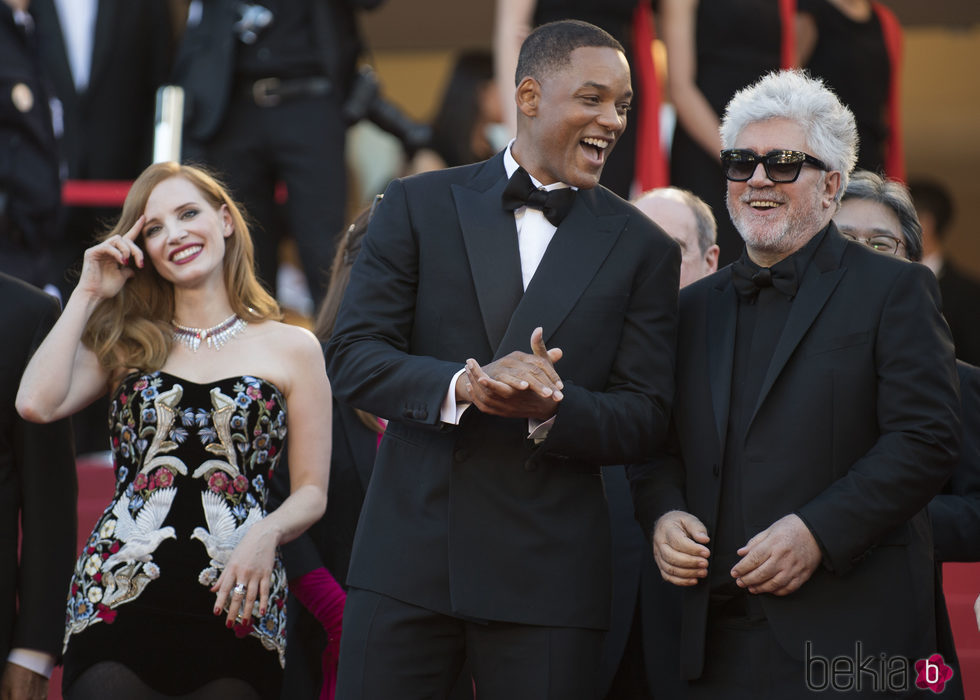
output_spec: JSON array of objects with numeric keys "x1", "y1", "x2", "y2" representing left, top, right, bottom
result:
[{"x1": 62, "y1": 180, "x2": 290, "y2": 207}]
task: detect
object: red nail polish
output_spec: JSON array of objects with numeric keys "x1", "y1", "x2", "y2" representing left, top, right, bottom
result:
[
  {"x1": 226, "y1": 620, "x2": 233, "y2": 628},
  {"x1": 214, "y1": 607, "x2": 220, "y2": 615},
  {"x1": 260, "y1": 608, "x2": 266, "y2": 616}
]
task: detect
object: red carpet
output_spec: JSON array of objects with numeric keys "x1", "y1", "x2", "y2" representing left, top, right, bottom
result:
[{"x1": 45, "y1": 456, "x2": 980, "y2": 699}]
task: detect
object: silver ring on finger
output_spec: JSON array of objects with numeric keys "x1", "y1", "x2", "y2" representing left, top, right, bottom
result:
[{"x1": 233, "y1": 582, "x2": 246, "y2": 597}]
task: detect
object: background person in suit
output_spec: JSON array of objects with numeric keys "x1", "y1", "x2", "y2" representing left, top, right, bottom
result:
[
  {"x1": 325, "y1": 20, "x2": 680, "y2": 700},
  {"x1": 172, "y1": 0, "x2": 384, "y2": 308},
  {"x1": 635, "y1": 186, "x2": 719, "y2": 289},
  {"x1": 908, "y1": 178, "x2": 980, "y2": 367},
  {"x1": 0, "y1": 0, "x2": 62, "y2": 290},
  {"x1": 30, "y1": 0, "x2": 173, "y2": 459},
  {"x1": 593, "y1": 186, "x2": 719, "y2": 700},
  {"x1": 0, "y1": 272, "x2": 77, "y2": 700},
  {"x1": 630, "y1": 70, "x2": 960, "y2": 698},
  {"x1": 31, "y1": 0, "x2": 173, "y2": 299},
  {"x1": 836, "y1": 168, "x2": 980, "y2": 700}
]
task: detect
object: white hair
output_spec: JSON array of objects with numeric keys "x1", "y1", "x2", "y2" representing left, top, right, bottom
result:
[{"x1": 720, "y1": 70, "x2": 858, "y2": 201}]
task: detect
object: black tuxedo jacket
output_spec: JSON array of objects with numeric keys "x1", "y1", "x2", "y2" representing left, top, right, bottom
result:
[
  {"x1": 631, "y1": 226, "x2": 960, "y2": 678},
  {"x1": 0, "y1": 273, "x2": 77, "y2": 660},
  {"x1": 325, "y1": 153, "x2": 680, "y2": 629}
]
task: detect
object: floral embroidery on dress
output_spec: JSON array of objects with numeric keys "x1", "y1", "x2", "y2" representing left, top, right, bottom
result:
[{"x1": 64, "y1": 372, "x2": 290, "y2": 665}]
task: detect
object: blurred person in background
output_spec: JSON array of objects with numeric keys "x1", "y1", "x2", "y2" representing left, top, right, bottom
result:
[
  {"x1": 31, "y1": 0, "x2": 173, "y2": 298},
  {"x1": 796, "y1": 0, "x2": 904, "y2": 179},
  {"x1": 634, "y1": 186, "x2": 718, "y2": 288},
  {"x1": 408, "y1": 51, "x2": 506, "y2": 175},
  {"x1": 173, "y1": 0, "x2": 385, "y2": 310},
  {"x1": 31, "y1": 0, "x2": 174, "y2": 459},
  {"x1": 589, "y1": 186, "x2": 720, "y2": 700},
  {"x1": 0, "y1": 0, "x2": 62, "y2": 289},
  {"x1": 836, "y1": 169, "x2": 980, "y2": 700},
  {"x1": 660, "y1": 0, "x2": 790, "y2": 267},
  {"x1": 909, "y1": 178, "x2": 980, "y2": 367}
]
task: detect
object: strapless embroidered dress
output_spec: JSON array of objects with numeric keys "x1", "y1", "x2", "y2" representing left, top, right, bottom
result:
[{"x1": 62, "y1": 371, "x2": 289, "y2": 697}]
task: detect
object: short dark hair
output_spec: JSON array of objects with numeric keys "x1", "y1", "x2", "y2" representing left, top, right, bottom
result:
[
  {"x1": 514, "y1": 20, "x2": 624, "y2": 87},
  {"x1": 908, "y1": 179, "x2": 955, "y2": 240}
]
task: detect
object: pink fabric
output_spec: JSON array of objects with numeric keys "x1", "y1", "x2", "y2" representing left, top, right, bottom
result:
[{"x1": 290, "y1": 567, "x2": 347, "y2": 700}]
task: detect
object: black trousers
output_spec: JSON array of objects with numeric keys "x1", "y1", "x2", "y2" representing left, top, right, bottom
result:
[
  {"x1": 688, "y1": 611, "x2": 921, "y2": 699},
  {"x1": 336, "y1": 588, "x2": 603, "y2": 700},
  {"x1": 187, "y1": 89, "x2": 347, "y2": 307}
]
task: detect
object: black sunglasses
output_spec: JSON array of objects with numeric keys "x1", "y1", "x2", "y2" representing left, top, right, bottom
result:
[{"x1": 720, "y1": 149, "x2": 829, "y2": 183}]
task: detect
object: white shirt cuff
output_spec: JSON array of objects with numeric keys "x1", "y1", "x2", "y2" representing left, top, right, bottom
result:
[
  {"x1": 7, "y1": 648, "x2": 55, "y2": 678},
  {"x1": 528, "y1": 416, "x2": 556, "y2": 444},
  {"x1": 440, "y1": 368, "x2": 470, "y2": 425}
]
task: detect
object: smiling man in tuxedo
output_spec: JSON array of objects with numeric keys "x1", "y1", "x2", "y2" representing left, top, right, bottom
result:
[
  {"x1": 630, "y1": 71, "x2": 960, "y2": 698},
  {"x1": 325, "y1": 19, "x2": 679, "y2": 700}
]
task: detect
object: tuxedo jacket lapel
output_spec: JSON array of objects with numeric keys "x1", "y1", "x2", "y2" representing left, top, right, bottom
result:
[
  {"x1": 707, "y1": 276, "x2": 737, "y2": 453},
  {"x1": 748, "y1": 230, "x2": 847, "y2": 429},
  {"x1": 452, "y1": 155, "x2": 524, "y2": 354},
  {"x1": 496, "y1": 188, "x2": 626, "y2": 358}
]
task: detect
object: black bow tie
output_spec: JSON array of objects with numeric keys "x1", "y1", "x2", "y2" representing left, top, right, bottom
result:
[
  {"x1": 731, "y1": 257, "x2": 798, "y2": 301},
  {"x1": 501, "y1": 167, "x2": 576, "y2": 227}
]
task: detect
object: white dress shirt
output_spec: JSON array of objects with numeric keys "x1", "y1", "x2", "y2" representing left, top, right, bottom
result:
[
  {"x1": 440, "y1": 145, "x2": 574, "y2": 434},
  {"x1": 53, "y1": 0, "x2": 98, "y2": 92}
]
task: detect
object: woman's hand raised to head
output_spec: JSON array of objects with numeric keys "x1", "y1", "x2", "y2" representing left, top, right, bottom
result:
[{"x1": 78, "y1": 216, "x2": 146, "y2": 300}]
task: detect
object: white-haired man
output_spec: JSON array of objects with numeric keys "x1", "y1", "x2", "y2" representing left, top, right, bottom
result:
[{"x1": 631, "y1": 71, "x2": 960, "y2": 697}]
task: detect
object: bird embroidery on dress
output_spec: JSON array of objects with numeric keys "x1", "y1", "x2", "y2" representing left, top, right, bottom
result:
[
  {"x1": 103, "y1": 486, "x2": 178, "y2": 570},
  {"x1": 191, "y1": 489, "x2": 263, "y2": 569}
]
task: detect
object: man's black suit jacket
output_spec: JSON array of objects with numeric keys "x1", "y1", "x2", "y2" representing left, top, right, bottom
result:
[
  {"x1": 31, "y1": 0, "x2": 171, "y2": 184},
  {"x1": 325, "y1": 152, "x2": 680, "y2": 629},
  {"x1": 0, "y1": 273, "x2": 77, "y2": 660},
  {"x1": 631, "y1": 226, "x2": 960, "y2": 679}
]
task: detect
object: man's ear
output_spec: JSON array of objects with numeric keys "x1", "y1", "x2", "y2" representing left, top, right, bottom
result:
[
  {"x1": 516, "y1": 76, "x2": 540, "y2": 118},
  {"x1": 705, "y1": 244, "x2": 720, "y2": 274},
  {"x1": 823, "y1": 171, "x2": 842, "y2": 209}
]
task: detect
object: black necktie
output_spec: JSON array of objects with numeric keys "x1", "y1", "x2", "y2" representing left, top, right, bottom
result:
[
  {"x1": 501, "y1": 167, "x2": 576, "y2": 227},
  {"x1": 731, "y1": 257, "x2": 798, "y2": 301}
]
